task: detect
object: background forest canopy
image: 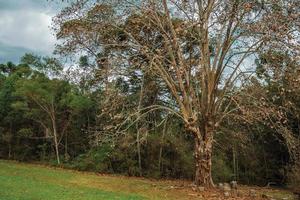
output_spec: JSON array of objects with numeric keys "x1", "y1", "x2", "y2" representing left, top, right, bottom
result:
[{"x1": 0, "y1": 0, "x2": 299, "y2": 188}]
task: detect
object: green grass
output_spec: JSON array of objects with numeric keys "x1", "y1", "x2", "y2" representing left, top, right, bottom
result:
[
  {"x1": 0, "y1": 160, "x2": 195, "y2": 200},
  {"x1": 0, "y1": 160, "x2": 295, "y2": 200},
  {"x1": 0, "y1": 160, "x2": 143, "y2": 200}
]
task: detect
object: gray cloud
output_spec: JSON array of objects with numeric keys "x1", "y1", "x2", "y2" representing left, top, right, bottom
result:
[
  {"x1": 0, "y1": 42, "x2": 35, "y2": 63},
  {"x1": 0, "y1": 0, "x2": 62, "y2": 63},
  {"x1": 0, "y1": 0, "x2": 43, "y2": 11},
  {"x1": 0, "y1": 0, "x2": 60, "y2": 13}
]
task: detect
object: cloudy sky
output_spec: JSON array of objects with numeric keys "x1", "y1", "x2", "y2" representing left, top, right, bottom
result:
[{"x1": 0, "y1": 0, "x2": 63, "y2": 63}]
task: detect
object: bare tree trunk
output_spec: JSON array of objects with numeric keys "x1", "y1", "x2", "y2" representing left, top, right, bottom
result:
[
  {"x1": 136, "y1": 128, "x2": 142, "y2": 176},
  {"x1": 8, "y1": 143, "x2": 11, "y2": 159},
  {"x1": 53, "y1": 128, "x2": 60, "y2": 165},
  {"x1": 52, "y1": 116, "x2": 60, "y2": 165},
  {"x1": 136, "y1": 75, "x2": 145, "y2": 176},
  {"x1": 158, "y1": 117, "x2": 168, "y2": 173},
  {"x1": 237, "y1": 154, "x2": 239, "y2": 181},
  {"x1": 233, "y1": 146, "x2": 236, "y2": 181},
  {"x1": 193, "y1": 128, "x2": 214, "y2": 187},
  {"x1": 64, "y1": 131, "x2": 69, "y2": 161}
]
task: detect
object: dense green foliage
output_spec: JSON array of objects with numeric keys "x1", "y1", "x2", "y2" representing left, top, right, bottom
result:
[{"x1": 0, "y1": 52, "x2": 299, "y2": 187}]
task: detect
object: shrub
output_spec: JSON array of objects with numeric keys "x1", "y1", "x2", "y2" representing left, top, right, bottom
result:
[
  {"x1": 70, "y1": 144, "x2": 113, "y2": 172},
  {"x1": 212, "y1": 154, "x2": 232, "y2": 183}
]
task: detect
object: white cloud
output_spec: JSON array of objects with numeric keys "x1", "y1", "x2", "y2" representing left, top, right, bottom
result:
[{"x1": 0, "y1": 9, "x2": 56, "y2": 55}]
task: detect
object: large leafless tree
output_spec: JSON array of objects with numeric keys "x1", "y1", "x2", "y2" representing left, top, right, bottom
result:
[{"x1": 54, "y1": 0, "x2": 299, "y2": 187}]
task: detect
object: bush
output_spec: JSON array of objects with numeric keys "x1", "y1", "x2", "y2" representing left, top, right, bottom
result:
[
  {"x1": 212, "y1": 154, "x2": 232, "y2": 183},
  {"x1": 70, "y1": 144, "x2": 113, "y2": 172}
]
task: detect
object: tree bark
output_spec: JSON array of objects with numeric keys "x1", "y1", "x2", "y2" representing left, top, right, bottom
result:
[
  {"x1": 64, "y1": 131, "x2": 69, "y2": 161},
  {"x1": 136, "y1": 127, "x2": 142, "y2": 176},
  {"x1": 136, "y1": 75, "x2": 145, "y2": 176},
  {"x1": 52, "y1": 116, "x2": 60, "y2": 165},
  {"x1": 53, "y1": 128, "x2": 60, "y2": 165},
  {"x1": 8, "y1": 143, "x2": 11, "y2": 159},
  {"x1": 193, "y1": 128, "x2": 214, "y2": 187},
  {"x1": 158, "y1": 116, "x2": 168, "y2": 173}
]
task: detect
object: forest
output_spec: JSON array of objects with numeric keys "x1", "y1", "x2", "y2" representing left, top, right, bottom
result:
[{"x1": 0, "y1": 0, "x2": 299, "y2": 192}]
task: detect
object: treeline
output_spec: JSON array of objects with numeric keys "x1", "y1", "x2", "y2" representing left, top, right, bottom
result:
[
  {"x1": 0, "y1": 52, "x2": 299, "y2": 186},
  {"x1": 1, "y1": 0, "x2": 300, "y2": 188}
]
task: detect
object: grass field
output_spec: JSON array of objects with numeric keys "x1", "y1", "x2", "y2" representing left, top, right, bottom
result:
[
  {"x1": 0, "y1": 160, "x2": 295, "y2": 200},
  {"x1": 0, "y1": 160, "x2": 196, "y2": 200}
]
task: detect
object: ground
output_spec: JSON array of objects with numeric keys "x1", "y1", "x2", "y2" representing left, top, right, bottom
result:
[{"x1": 0, "y1": 160, "x2": 295, "y2": 200}]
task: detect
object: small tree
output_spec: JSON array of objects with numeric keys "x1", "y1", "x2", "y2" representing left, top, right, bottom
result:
[
  {"x1": 15, "y1": 74, "x2": 69, "y2": 164},
  {"x1": 14, "y1": 55, "x2": 72, "y2": 164}
]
